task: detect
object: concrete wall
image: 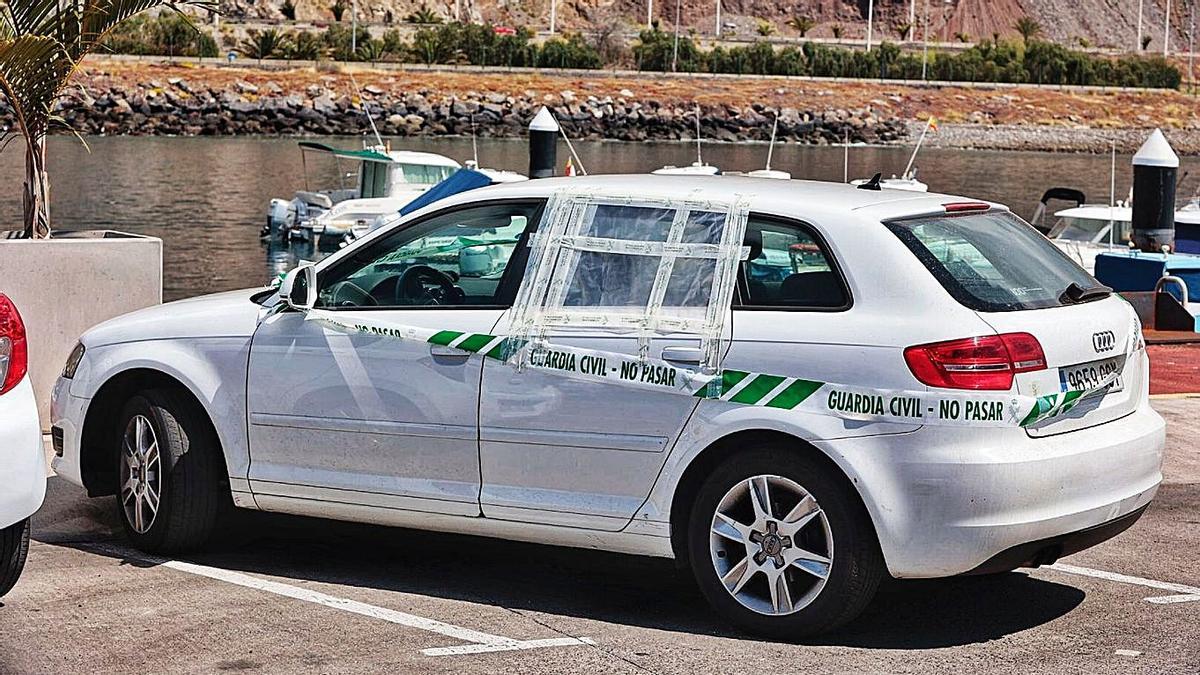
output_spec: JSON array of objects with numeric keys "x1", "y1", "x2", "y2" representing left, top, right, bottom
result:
[{"x1": 0, "y1": 231, "x2": 162, "y2": 429}]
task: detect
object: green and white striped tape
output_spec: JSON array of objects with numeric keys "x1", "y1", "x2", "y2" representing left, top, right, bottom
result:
[{"x1": 306, "y1": 309, "x2": 1131, "y2": 429}]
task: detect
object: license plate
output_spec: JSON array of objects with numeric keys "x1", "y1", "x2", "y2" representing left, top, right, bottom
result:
[{"x1": 1060, "y1": 355, "x2": 1125, "y2": 394}]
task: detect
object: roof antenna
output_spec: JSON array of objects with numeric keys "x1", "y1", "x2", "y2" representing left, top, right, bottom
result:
[
  {"x1": 348, "y1": 73, "x2": 385, "y2": 150},
  {"x1": 694, "y1": 103, "x2": 703, "y2": 167},
  {"x1": 857, "y1": 172, "x2": 883, "y2": 191},
  {"x1": 764, "y1": 113, "x2": 778, "y2": 171}
]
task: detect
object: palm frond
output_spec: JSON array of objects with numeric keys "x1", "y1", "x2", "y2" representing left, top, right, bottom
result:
[
  {"x1": 0, "y1": 34, "x2": 74, "y2": 135},
  {"x1": 1, "y1": 0, "x2": 216, "y2": 59}
]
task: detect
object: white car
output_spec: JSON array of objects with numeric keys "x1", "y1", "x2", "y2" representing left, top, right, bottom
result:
[
  {"x1": 50, "y1": 176, "x2": 1164, "y2": 637},
  {"x1": 1, "y1": 293, "x2": 47, "y2": 598}
]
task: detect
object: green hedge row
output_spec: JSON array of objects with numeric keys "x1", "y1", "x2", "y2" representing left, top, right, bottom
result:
[
  {"x1": 100, "y1": 20, "x2": 1181, "y2": 90},
  {"x1": 634, "y1": 29, "x2": 1181, "y2": 89}
]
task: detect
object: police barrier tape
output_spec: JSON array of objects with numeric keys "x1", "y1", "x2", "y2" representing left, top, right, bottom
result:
[{"x1": 306, "y1": 309, "x2": 1132, "y2": 429}]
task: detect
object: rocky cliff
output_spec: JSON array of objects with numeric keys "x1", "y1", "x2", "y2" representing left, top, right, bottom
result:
[{"x1": 216, "y1": 0, "x2": 1193, "y2": 52}]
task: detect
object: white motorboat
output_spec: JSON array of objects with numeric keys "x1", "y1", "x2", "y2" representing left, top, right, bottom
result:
[
  {"x1": 1031, "y1": 187, "x2": 1200, "y2": 272},
  {"x1": 266, "y1": 141, "x2": 461, "y2": 240}
]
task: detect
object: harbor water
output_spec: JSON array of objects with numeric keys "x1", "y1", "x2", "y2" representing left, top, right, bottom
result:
[{"x1": 3, "y1": 135, "x2": 1198, "y2": 302}]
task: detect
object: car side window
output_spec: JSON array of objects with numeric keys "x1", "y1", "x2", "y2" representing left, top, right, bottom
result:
[
  {"x1": 738, "y1": 216, "x2": 850, "y2": 309},
  {"x1": 317, "y1": 201, "x2": 542, "y2": 309}
]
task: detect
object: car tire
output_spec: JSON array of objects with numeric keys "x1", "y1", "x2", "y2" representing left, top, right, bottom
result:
[
  {"x1": 115, "y1": 389, "x2": 225, "y2": 554},
  {"x1": 686, "y1": 445, "x2": 884, "y2": 639},
  {"x1": 0, "y1": 518, "x2": 31, "y2": 598}
]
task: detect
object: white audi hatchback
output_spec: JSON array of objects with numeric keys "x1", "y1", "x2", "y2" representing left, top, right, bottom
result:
[{"x1": 51, "y1": 176, "x2": 1163, "y2": 637}]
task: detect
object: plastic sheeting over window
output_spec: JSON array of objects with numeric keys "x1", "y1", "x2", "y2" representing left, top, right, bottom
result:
[{"x1": 510, "y1": 190, "x2": 750, "y2": 371}]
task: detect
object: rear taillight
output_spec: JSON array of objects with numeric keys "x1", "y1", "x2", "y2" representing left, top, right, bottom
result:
[
  {"x1": 0, "y1": 293, "x2": 29, "y2": 395},
  {"x1": 904, "y1": 332, "x2": 1046, "y2": 391}
]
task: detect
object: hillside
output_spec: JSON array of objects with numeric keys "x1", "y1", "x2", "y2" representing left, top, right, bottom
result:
[{"x1": 217, "y1": 0, "x2": 1192, "y2": 52}]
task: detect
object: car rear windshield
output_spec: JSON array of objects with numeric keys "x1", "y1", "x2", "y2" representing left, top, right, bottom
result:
[{"x1": 885, "y1": 210, "x2": 1098, "y2": 312}]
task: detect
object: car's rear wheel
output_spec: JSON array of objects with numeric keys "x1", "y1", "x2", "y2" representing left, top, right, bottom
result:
[
  {"x1": 686, "y1": 445, "x2": 884, "y2": 638},
  {"x1": 116, "y1": 389, "x2": 224, "y2": 553},
  {"x1": 0, "y1": 517, "x2": 31, "y2": 597}
]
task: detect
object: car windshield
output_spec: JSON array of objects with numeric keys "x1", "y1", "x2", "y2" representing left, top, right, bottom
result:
[{"x1": 885, "y1": 210, "x2": 1099, "y2": 312}]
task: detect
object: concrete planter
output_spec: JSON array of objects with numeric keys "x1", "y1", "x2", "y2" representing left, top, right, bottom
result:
[{"x1": 0, "y1": 231, "x2": 162, "y2": 428}]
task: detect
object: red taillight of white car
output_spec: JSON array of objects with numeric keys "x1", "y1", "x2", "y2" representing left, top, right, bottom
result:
[
  {"x1": 904, "y1": 332, "x2": 1047, "y2": 391},
  {"x1": 0, "y1": 293, "x2": 29, "y2": 395}
]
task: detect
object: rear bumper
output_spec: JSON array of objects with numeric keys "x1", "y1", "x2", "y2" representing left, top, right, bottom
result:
[
  {"x1": 964, "y1": 504, "x2": 1149, "y2": 575},
  {"x1": 819, "y1": 403, "x2": 1165, "y2": 578},
  {"x1": 0, "y1": 377, "x2": 47, "y2": 529}
]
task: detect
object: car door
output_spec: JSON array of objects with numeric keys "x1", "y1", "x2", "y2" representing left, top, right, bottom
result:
[
  {"x1": 246, "y1": 200, "x2": 543, "y2": 516},
  {"x1": 477, "y1": 199, "x2": 734, "y2": 531}
]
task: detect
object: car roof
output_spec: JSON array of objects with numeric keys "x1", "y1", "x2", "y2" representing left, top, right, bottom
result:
[{"x1": 438, "y1": 174, "x2": 1003, "y2": 222}]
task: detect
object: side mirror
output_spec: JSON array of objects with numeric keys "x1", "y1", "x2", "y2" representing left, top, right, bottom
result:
[{"x1": 279, "y1": 264, "x2": 317, "y2": 311}]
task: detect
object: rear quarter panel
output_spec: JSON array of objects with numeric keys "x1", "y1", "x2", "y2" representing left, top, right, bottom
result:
[{"x1": 634, "y1": 208, "x2": 1001, "y2": 525}]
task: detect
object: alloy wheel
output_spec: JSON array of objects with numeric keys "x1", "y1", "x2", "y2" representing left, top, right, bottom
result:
[
  {"x1": 709, "y1": 475, "x2": 834, "y2": 615},
  {"x1": 120, "y1": 414, "x2": 162, "y2": 534}
]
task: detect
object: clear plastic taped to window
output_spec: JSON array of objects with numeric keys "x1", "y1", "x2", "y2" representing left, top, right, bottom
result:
[{"x1": 510, "y1": 189, "x2": 750, "y2": 372}]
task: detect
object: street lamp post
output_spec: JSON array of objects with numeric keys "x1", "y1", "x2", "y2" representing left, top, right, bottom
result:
[
  {"x1": 866, "y1": 0, "x2": 874, "y2": 51},
  {"x1": 1165, "y1": 0, "x2": 1172, "y2": 56},
  {"x1": 921, "y1": 0, "x2": 929, "y2": 79},
  {"x1": 351, "y1": 0, "x2": 357, "y2": 53},
  {"x1": 671, "y1": 0, "x2": 682, "y2": 71},
  {"x1": 647, "y1": 0, "x2": 653, "y2": 28},
  {"x1": 550, "y1": 0, "x2": 557, "y2": 34},
  {"x1": 716, "y1": 0, "x2": 722, "y2": 37},
  {"x1": 1137, "y1": 0, "x2": 1144, "y2": 51}
]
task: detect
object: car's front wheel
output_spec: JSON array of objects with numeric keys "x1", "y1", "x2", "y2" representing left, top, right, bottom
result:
[
  {"x1": 116, "y1": 389, "x2": 225, "y2": 553},
  {"x1": 0, "y1": 517, "x2": 31, "y2": 597},
  {"x1": 686, "y1": 446, "x2": 884, "y2": 638}
]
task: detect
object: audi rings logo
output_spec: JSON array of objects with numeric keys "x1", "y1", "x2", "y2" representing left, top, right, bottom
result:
[{"x1": 1092, "y1": 330, "x2": 1116, "y2": 353}]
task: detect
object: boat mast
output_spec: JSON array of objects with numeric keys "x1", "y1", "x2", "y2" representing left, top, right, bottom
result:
[
  {"x1": 349, "y1": 74, "x2": 385, "y2": 149},
  {"x1": 1109, "y1": 140, "x2": 1116, "y2": 251},
  {"x1": 843, "y1": 130, "x2": 850, "y2": 183},
  {"x1": 695, "y1": 104, "x2": 704, "y2": 166},
  {"x1": 765, "y1": 114, "x2": 778, "y2": 171},
  {"x1": 903, "y1": 117, "x2": 933, "y2": 179}
]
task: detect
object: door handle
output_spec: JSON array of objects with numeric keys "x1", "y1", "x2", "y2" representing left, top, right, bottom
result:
[
  {"x1": 430, "y1": 345, "x2": 470, "y2": 360},
  {"x1": 661, "y1": 346, "x2": 703, "y2": 364}
]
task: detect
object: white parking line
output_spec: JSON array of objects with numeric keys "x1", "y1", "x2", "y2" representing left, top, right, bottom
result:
[
  {"x1": 1047, "y1": 563, "x2": 1200, "y2": 605},
  {"x1": 85, "y1": 543, "x2": 594, "y2": 657}
]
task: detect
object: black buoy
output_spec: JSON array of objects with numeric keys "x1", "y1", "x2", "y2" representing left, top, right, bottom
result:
[
  {"x1": 1131, "y1": 129, "x2": 1179, "y2": 253},
  {"x1": 528, "y1": 107, "x2": 559, "y2": 179}
]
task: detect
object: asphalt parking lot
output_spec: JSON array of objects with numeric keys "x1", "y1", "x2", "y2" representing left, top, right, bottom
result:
[{"x1": 2, "y1": 400, "x2": 1198, "y2": 675}]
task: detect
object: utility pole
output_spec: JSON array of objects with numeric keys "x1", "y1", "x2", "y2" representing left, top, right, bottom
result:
[
  {"x1": 1166, "y1": 0, "x2": 1172, "y2": 56},
  {"x1": 1132, "y1": 0, "x2": 1142, "y2": 50},
  {"x1": 866, "y1": 0, "x2": 874, "y2": 52}
]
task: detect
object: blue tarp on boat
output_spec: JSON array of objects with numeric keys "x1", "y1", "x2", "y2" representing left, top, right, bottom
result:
[{"x1": 398, "y1": 168, "x2": 495, "y2": 217}]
